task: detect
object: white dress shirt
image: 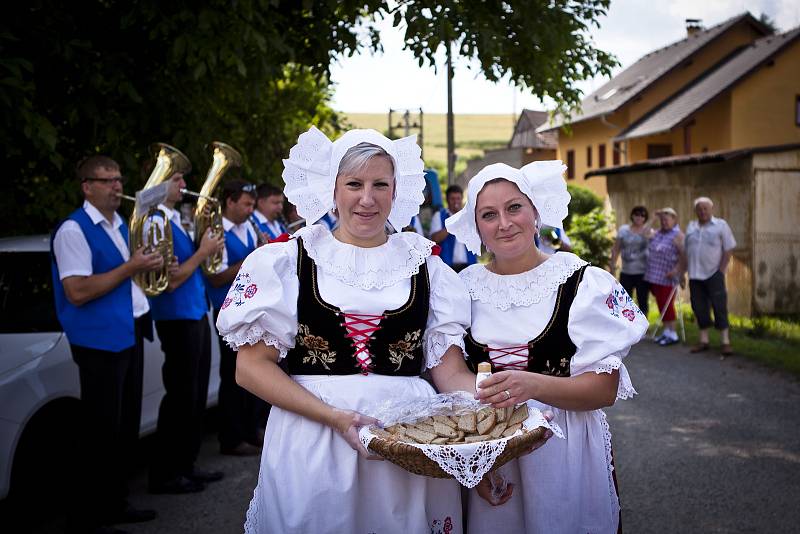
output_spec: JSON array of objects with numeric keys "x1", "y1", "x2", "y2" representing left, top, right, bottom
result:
[
  {"x1": 220, "y1": 216, "x2": 257, "y2": 270},
  {"x1": 430, "y1": 208, "x2": 469, "y2": 263},
  {"x1": 253, "y1": 210, "x2": 284, "y2": 238},
  {"x1": 685, "y1": 216, "x2": 737, "y2": 281},
  {"x1": 53, "y1": 200, "x2": 149, "y2": 318}
]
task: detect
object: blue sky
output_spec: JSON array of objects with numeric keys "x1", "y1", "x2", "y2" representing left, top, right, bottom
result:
[{"x1": 329, "y1": 0, "x2": 800, "y2": 114}]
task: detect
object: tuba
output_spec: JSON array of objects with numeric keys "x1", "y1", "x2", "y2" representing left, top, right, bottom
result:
[
  {"x1": 190, "y1": 141, "x2": 242, "y2": 275},
  {"x1": 129, "y1": 143, "x2": 191, "y2": 296}
]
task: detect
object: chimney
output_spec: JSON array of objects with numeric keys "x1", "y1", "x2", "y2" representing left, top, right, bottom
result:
[{"x1": 686, "y1": 18, "x2": 703, "y2": 36}]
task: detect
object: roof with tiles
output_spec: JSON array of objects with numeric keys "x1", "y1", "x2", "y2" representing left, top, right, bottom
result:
[
  {"x1": 509, "y1": 109, "x2": 558, "y2": 149},
  {"x1": 615, "y1": 27, "x2": 800, "y2": 141},
  {"x1": 537, "y1": 12, "x2": 770, "y2": 132}
]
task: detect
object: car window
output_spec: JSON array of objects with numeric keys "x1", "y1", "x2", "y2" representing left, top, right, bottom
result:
[{"x1": 0, "y1": 251, "x2": 61, "y2": 333}]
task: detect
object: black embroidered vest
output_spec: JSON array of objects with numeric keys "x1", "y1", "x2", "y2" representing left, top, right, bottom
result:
[
  {"x1": 464, "y1": 265, "x2": 588, "y2": 377},
  {"x1": 285, "y1": 237, "x2": 430, "y2": 376}
]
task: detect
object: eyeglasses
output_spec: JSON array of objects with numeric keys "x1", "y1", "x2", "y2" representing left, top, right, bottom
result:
[
  {"x1": 240, "y1": 183, "x2": 257, "y2": 193},
  {"x1": 84, "y1": 176, "x2": 126, "y2": 185}
]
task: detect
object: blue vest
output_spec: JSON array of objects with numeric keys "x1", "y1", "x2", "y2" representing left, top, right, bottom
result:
[
  {"x1": 438, "y1": 209, "x2": 477, "y2": 267},
  {"x1": 206, "y1": 229, "x2": 255, "y2": 310},
  {"x1": 148, "y1": 221, "x2": 208, "y2": 321},
  {"x1": 317, "y1": 213, "x2": 337, "y2": 231},
  {"x1": 50, "y1": 207, "x2": 135, "y2": 352},
  {"x1": 252, "y1": 215, "x2": 287, "y2": 240}
]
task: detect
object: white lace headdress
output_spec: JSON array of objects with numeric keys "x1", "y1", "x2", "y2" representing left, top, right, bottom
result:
[
  {"x1": 445, "y1": 161, "x2": 570, "y2": 255},
  {"x1": 281, "y1": 126, "x2": 426, "y2": 230}
]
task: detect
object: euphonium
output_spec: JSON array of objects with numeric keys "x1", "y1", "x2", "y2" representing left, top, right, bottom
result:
[
  {"x1": 193, "y1": 141, "x2": 242, "y2": 275},
  {"x1": 129, "y1": 143, "x2": 191, "y2": 296}
]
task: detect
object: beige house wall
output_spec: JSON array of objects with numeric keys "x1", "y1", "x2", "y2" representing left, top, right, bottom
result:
[{"x1": 731, "y1": 38, "x2": 800, "y2": 149}]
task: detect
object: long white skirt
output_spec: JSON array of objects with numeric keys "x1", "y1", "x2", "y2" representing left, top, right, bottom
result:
[
  {"x1": 468, "y1": 402, "x2": 619, "y2": 534},
  {"x1": 244, "y1": 374, "x2": 463, "y2": 534}
]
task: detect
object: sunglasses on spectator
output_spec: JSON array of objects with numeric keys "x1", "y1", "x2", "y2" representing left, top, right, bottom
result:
[
  {"x1": 240, "y1": 183, "x2": 257, "y2": 193},
  {"x1": 83, "y1": 176, "x2": 126, "y2": 185}
]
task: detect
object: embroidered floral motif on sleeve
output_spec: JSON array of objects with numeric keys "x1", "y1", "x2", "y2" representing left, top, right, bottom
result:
[
  {"x1": 221, "y1": 272, "x2": 258, "y2": 310},
  {"x1": 429, "y1": 516, "x2": 453, "y2": 534},
  {"x1": 387, "y1": 329, "x2": 422, "y2": 371},
  {"x1": 296, "y1": 324, "x2": 337, "y2": 370},
  {"x1": 606, "y1": 286, "x2": 644, "y2": 321}
]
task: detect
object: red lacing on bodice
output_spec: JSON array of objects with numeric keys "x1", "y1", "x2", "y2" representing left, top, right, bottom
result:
[
  {"x1": 484, "y1": 344, "x2": 530, "y2": 371},
  {"x1": 340, "y1": 312, "x2": 385, "y2": 375}
]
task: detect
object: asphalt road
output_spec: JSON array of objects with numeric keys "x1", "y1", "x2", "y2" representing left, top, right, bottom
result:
[{"x1": 17, "y1": 340, "x2": 800, "y2": 533}]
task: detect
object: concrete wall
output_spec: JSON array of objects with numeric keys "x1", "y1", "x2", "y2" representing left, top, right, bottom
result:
[
  {"x1": 752, "y1": 149, "x2": 800, "y2": 313},
  {"x1": 606, "y1": 158, "x2": 754, "y2": 315}
]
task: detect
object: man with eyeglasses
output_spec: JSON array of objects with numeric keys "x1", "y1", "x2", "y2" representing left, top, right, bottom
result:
[
  {"x1": 51, "y1": 155, "x2": 162, "y2": 533},
  {"x1": 205, "y1": 179, "x2": 266, "y2": 456}
]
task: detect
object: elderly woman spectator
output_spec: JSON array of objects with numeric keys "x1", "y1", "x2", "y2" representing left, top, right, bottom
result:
[
  {"x1": 610, "y1": 205, "x2": 651, "y2": 316},
  {"x1": 644, "y1": 207, "x2": 684, "y2": 346}
]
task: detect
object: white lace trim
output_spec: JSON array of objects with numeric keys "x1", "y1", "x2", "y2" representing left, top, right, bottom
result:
[
  {"x1": 359, "y1": 404, "x2": 563, "y2": 488},
  {"x1": 599, "y1": 410, "x2": 617, "y2": 502},
  {"x1": 590, "y1": 357, "x2": 637, "y2": 401},
  {"x1": 445, "y1": 160, "x2": 570, "y2": 255},
  {"x1": 424, "y1": 333, "x2": 467, "y2": 369},
  {"x1": 459, "y1": 253, "x2": 588, "y2": 310},
  {"x1": 295, "y1": 224, "x2": 434, "y2": 290},
  {"x1": 282, "y1": 126, "x2": 426, "y2": 231},
  {"x1": 223, "y1": 325, "x2": 290, "y2": 360}
]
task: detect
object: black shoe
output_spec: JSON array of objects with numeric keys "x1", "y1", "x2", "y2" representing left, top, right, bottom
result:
[
  {"x1": 148, "y1": 475, "x2": 205, "y2": 495},
  {"x1": 184, "y1": 467, "x2": 224, "y2": 483},
  {"x1": 110, "y1": 504, "x2": 157, "y2": 524}
]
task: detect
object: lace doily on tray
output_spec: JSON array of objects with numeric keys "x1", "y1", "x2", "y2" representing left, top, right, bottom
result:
[{"x1": 359, "y1": 401, "x2": 563, "y2": 488}]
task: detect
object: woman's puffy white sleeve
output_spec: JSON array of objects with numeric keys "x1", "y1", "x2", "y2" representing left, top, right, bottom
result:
[
  {"x1": 423, "y1": 255, "x2": 470, "y2": 369},
  {"x1": 568, "y1": 266, "x2": 648, "y2": 400},
  {"x1": 215, "y1": 240, "x2": 299, "y2": 359}
]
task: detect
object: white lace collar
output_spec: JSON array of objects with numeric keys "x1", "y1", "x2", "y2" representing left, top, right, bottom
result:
[
  {"x1": 294, "y1": 224, "x2": 434, "y2": 290},
  {"x1": 460, "y1": 252, "x2": 588, "y2": 310}
]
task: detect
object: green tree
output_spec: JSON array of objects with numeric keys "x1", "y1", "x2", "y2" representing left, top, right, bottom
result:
[
  {"x1": 2, "y1": 0, "x2": 616, "y2": 236},
  {"x1": 564, "y1": 184, "x2": 612, "y2": 267}
]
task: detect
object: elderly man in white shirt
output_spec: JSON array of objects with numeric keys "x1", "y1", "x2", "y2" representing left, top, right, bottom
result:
[{"x1": 682, "y1": 197, "x2": 737, "y2": 356}]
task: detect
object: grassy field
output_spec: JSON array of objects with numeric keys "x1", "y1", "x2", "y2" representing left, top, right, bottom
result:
[{"x1": 342, "y1": 112, "x2": 516, "y2": 174}]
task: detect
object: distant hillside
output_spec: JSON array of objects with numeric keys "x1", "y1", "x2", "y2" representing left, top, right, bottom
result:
[{"x1": 342, "y1": 112, "x2": 516, "y2": 176}]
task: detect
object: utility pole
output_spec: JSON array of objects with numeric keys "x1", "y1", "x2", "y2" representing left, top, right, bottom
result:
[
  {"x1": 446, "y1": 41, "x2": 455, "y2": 185},
  {"x1": 388, "y1": 108, "x2": 424, "y2": 159}
]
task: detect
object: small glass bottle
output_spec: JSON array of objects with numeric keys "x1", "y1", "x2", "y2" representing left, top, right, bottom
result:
[{"x1": 475, "y1": 362, "x2": 492, "y2": 390}]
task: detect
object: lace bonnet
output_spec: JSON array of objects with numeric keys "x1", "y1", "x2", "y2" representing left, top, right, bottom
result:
[
  {"x1": 445, "y1": 160, "x2": 570, "y2": 255},
  {"x1": 281, "y1": 126, "x2": 426, "y2": 230}
]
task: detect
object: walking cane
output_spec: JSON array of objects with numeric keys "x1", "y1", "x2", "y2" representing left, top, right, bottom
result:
[
  {"x1": 676, "y1": 286, "x2": 686, "y2": 342},
  {"x1": 648, "y1": 283, "x2": 680, "y2": 340}
]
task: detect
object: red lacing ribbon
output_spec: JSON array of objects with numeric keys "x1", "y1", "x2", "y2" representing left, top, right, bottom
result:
[
  {"x1": 340, "y1": 312, "x2": 385, "y2": 375},
  {"x1": 484, "y1": 344, "x2": 530, "y2": 371}
]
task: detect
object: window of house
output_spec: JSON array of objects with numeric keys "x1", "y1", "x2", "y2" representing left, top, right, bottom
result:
[
  {"x1": 613, "y1": 141, "x2": 621, "y2": 165},
  {"x1": 796, "y1": 95, "x2": 800, "y2": 127},
  {"x1": 647, "y1": 144, "x2": 673, "y2": 159},
  {"x1": 598, "y1": 144, "x2": 606, "y2": 168},
  {"x1": 566, "y1": 150, "x2": 575, "y2": 179},
  {"x1": 586, "y1": 146, "x2": 593, "y2": 168}
]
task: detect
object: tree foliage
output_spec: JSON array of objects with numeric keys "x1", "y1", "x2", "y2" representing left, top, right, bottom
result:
[
  {"x1": 564, "y1": 184, "x2": 612, "y2": 267},
  {"x1": 1, "y1": 0, "x2": 616, "y2": 236}
]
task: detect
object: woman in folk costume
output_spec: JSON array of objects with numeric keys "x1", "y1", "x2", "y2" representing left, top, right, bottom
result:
[
  {"x1": 216, "y1": 127, "x2": 478, "y2": 534},
  {"x1": 446, "y1": 162, "x2": 648, "y2": 533}
]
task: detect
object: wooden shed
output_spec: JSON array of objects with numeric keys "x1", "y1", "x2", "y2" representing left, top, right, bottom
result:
[{"x1": 587, "y1": 144, "x2": 800, "y2": 316}]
